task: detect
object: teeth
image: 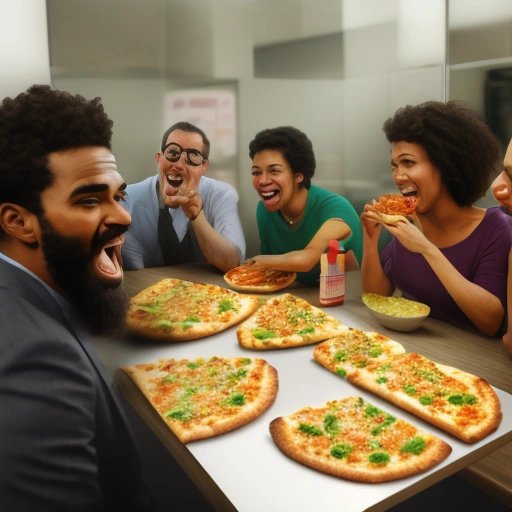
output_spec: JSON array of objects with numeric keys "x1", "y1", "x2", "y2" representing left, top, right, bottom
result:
[
  {"x1": 167, "y1": 175, "x2": 184, "y2": 187},
  {"x1": 103, "y1": 235, "x2": 124, "y2": 249},
  {"x1": 261, "y1": 191, "x2": 277, "y2": 198}
]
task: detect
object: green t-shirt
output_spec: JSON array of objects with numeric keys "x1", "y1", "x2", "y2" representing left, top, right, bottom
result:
[{"x1": 256, "y1": 185, "x2": 363, "y2": 284}]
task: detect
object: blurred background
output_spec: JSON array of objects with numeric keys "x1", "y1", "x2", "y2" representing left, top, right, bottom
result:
[{"x1": 2, "y1": 0, "x2": 512, "y2": 257}]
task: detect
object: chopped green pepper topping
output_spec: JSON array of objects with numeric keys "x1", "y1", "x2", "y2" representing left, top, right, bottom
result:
[
  {"x1": 226, "y1": 392, "x2": 245, "y2": 406},
  {"x1": 368, "y1": 345, "x2": 383, "y2": 358},
  {"x1": 336, "y1": 367, "x2": 347, "y2": 378},
  {"x1": 298, "y1": 423, "x2": 323, "y2": 436},
  {"x1": 369, "y1": 452, "x2": 390, "y2": 465},
  {"x1": 164, "y1": 407, "x2": 193, "y2": 422},
  {"x1": 419, "y1": 395, "x2": 434, "y2": 405},
  {"x1": 297, "y1": 326, "x2": 315, "y2": 335},
  {"x1": 403, "y1": 384, "x2": 416, "y2": 395},
  {"x1": 252, "y1": 328, "x2": 276, "y2": 340},
  {"x1": 323, "y1": 414, "x2": 339, "y2": 435},
  {"x1": 401, "y1": 437, "x2": 426, "y2": 455},
  {"x1": 334, "y1": 350, "x2": 348, "y2": 362},
  {"x1": 331, "y1": 443, "x2": 353, "y2": 459}
]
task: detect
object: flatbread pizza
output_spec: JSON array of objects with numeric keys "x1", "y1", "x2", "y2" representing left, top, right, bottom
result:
[
  {"x1": 123, "y1": 356, "x2": 278, "y2": 443},
  {"x1": 127, "y1": 278, "x2": 260, "y2": 341},
  {"x1": 313, "y1": 328, "x2": 406, "y2": 378},
  {"x1": 270, "y1": 396, "x2": 451, "y2": 482},
  {"x1": 237, "y1": 293, "x2": 347, "y2": 350},
  {"x1": 224, "y1": 264, "x2": 296, "y2": 293},
  {"x1": 365, "y1": 193, "x2": 416, "y2": 226},
  {"x1": 347, "y1": 352, "x2": 501, "y2": 443}
]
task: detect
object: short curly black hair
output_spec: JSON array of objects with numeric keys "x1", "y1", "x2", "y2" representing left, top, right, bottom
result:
[
  {"x1": 383, "y1": 100, "x2": 500, "y2": 206},
  {"x1": 248, "y1": 126, "x2": 316, "y2": 189},
  {"x1": 0, "y1": 84, "x2": 113, "y2": 216}
]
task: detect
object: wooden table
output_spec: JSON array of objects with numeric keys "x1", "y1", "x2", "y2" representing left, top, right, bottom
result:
[{"x1": 95, "y1": 264, "x2": 512, "y2": 511}]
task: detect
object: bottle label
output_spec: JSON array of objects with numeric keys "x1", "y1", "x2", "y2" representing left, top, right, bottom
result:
[{"x1": 319, "y1": 274, "x2": 345, "y2": 305}]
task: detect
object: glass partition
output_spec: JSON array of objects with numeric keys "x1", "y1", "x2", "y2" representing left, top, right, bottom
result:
[
  {"x1": 448, "y1": 0, "x2": 512, "y2": 207},
  {"x1": 48, "y1": 0, "x2": 446, "y2": 256}
]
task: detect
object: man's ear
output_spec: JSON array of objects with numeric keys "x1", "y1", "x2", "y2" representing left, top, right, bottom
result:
[
  {"x1": 154, "y1": 151, "x2": 161, "y2": 165},
  {"x1": 0, "y1": 203, "x2": 39, "y2": 244},
  {"x1": 202, "y1": 159, "x2": 210, "y2": 174}
]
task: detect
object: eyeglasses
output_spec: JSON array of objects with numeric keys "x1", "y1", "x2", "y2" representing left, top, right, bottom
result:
[{"x1": 162, "y1": 142, "x2": 206, "y2": 166}]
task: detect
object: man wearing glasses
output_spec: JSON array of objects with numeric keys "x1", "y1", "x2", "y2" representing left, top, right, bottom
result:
[{"x1": 122, "y1": 121, "x2": 245, "y2": 272}]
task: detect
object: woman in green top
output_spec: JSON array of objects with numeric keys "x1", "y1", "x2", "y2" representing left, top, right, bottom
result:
[{"x1": 247, "y1": 126, "x2": 363, "y2": 284}]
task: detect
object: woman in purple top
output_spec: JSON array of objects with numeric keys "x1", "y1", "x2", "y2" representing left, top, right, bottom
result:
[{"x1": 361, "y1": 101, "x2": 512, "y2": 337}]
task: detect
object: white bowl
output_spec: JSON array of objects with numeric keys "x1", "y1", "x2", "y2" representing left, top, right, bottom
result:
[{"x1": 361, "y1": 293, "x2": 430, "y2": 332}]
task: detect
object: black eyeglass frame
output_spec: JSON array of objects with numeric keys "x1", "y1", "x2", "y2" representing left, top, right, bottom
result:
[{"x1": 162, "y1": 142, "x2": 207, "y2": 166}]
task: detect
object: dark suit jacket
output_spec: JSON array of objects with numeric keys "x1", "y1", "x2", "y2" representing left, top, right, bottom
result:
[{"x1": 0, "y1": 258, "x2": 154, "y2": 511}]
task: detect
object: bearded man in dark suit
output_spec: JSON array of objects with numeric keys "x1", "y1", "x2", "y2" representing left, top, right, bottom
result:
[{"x1": 0, "y1": 85, "x2": 155, "y2": 511}]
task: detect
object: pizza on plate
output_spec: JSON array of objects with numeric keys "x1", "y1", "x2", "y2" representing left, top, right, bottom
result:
[
  {"x1": 224, "y1": 264, "x2": 296, "y2": 293},
  {"x1": 237, "y1": 293, "x2": 347, "y2": 350},
  {"x1": 127, "y1": 278, "x2": 260, "y2": 341},
  {"x1": 347, "y1": 352, "x2": 502, "y2": 443},
  {"x1": 123, "y1": 356, "x2": 278, "y2": 443},
  {"x1": 365, "y1": 194, "x2": 416, "y2": 226},
  {"x1": 313, "y1": 328, "x2": 406, "y2": 378},
  {"x1": 269, "y1": 396, "x2": 451, "y2": 482}
]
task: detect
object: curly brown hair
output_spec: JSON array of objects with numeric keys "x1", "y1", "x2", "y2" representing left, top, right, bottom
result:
[
  {"x1": 0, "y1": 84, "x2": 113, "y2": 216},
  {"x1": 383, "y1": 101, "x2": 500, "y2": 206}
]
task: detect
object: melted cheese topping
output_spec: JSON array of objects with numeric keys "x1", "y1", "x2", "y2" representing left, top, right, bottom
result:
[
  {"x1": 128, "y1": 278, "x2": 245, "y2": 331},
  {"x1": 144, "y1": 357, "x2": 265, "y2": 429},
  {"x1": 285, "y1": 397, "x2": 433, "y2": 468},
  {"x1": 362, "y1": 353, "x2": 487, "y2": 427}
]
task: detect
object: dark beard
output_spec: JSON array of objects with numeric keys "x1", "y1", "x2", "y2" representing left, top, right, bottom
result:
[{"x1": 39, "y1": 215, "x2": 128, "y2": 336}]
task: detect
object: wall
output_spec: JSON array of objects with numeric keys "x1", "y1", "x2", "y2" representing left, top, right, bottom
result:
[
  {"x1": 48, "y1": 0, "x2": 446, "y2": 258},
  {"x1": 0, "y1": 0, "x2": 51, "y2": 98}
]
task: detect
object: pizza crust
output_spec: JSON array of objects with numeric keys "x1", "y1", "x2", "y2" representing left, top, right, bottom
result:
[
  {"x1": 365, "y1": 210, "x2": 410, "y2": 226},
  {"x1": 123, "y1": 357, "x2": 279, "y2": 443},
  {"x1": 126, "y1": 278, "x2": 260, "y2": 341},
  {"x1": 269, "y1": 397, "x2": 452, "y2": 482}
]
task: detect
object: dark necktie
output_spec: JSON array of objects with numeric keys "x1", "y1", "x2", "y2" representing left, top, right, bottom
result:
[
  {"x1": 157, "y1": 206, "x2": 196, "y2": 265},
  {"x1": 157, "y1": 206, "x2": 182, "y2": 264}
]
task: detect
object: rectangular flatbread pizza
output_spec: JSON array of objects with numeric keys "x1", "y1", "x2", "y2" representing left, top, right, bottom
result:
[
  {"x1": 345, "y1": 352, "x2": 501, "y2": 443},
  {"x1": 123, "y1": 356, "x2": 278, "y2": 443},
  {"x1": 270, "y1": 396, "x2": 451, "y2": 482},
  {"x1": 127, "y1": 278, "x2": 260, "y2": 341},
  {"x1": 313, "y1": 328, "x2": 406, "y2": 378},
  {"x1": 237, "y1": 293, "x2": 347, "y2": 350}
]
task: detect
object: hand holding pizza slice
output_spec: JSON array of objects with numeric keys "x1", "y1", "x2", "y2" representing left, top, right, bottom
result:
[{"x1": 365, "y1": 194, "x2": 417, "y2": 226}]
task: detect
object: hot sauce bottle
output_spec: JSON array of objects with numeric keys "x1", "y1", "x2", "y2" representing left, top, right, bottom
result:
[{"x1": 319, "y1": 240, "x2": 345, "y2": 306}]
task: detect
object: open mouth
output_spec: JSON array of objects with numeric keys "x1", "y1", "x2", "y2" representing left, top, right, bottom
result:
[
  {"x1": 96, "y1": 235, "x2": 124, "y2": 280},
  {"x1": 401, "y1": 188, "x2": 417, "y2": 197},
  {"x1": 166, "y1": 174, "x2": 184, "y2": 188},
  {"x1": 260, "y1": 190, "x2": 279, "y2": 201}
]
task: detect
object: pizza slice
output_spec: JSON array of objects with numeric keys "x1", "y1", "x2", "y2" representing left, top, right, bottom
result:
[
  {"x1": 237, "y1": 293, "x2": 347, "y2": 350},
  {"x1": 123, "y1": 356, "x2": 278, "y2": 443},
  {"x1": 224, "y1": 264, "x2": 296, "y2": 293},
  {"x1": 269, "y1": 396, "x2": 451, "y2": 482},
  {"x1": 126, "y1": 278, "x2": 260, "y2": 341},
  {"x1": 313, "y1": 328, "x2": 406, "y2": 378},
  {"x1": 347, "y1": 352, "x2": 502, "y2": 443},
  {"x1": 365, "y1": 193, "x2": 416, "y2": 226}
]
